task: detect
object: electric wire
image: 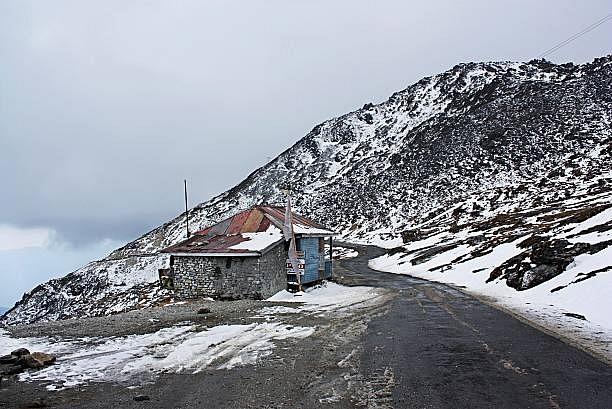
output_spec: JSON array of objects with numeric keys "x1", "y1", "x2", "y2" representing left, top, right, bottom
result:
[{"x1": 537, "y1": 12, "x2": 612, "y2": 59}]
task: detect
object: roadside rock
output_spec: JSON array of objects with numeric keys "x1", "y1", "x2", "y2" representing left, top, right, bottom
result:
[
  {"x1": 0, "y1": 349, "x2": 56, "y2": 376},
  {"x1": 0, "y1": 354, "x2": 18, "y2": 365},
  {"x1": 17, "y1": 355, "x2": 44, "y2": 369},
  {"x1": 30, "y1": 352, "x2": 56, "y2": 365},
  {"x1": 487, "y1": 238, "x2": 593, "y2": 290}
]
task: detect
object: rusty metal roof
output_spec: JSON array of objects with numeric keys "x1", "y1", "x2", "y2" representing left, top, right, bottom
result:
[{"x1": 161, "y1": 206, "x2": 334, "y2": 256}]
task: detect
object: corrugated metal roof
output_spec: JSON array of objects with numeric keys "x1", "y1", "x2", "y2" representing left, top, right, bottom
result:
[{"x1": 161, "y1": 205, "x2": 334, "y2": 255}]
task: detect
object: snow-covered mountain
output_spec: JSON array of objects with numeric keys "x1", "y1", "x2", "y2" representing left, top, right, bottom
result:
[{"x1": 3, "y1": 55, "x2": 611, "y2": 326}]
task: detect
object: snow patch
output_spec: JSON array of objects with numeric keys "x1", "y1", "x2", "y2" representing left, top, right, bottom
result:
[
  {"x1": 267, "y1": 282, "x2": 379, "y2": 311},
  {"x1": 1, "y1": 323, "x2": 314, "y2": 390}
]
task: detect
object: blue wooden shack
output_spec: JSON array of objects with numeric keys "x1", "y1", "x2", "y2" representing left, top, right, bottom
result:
[{"x1": 161, "y1": 205, "x2": 335, "y2": 299}]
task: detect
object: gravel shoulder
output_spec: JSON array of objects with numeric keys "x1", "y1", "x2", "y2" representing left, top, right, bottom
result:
[{"x1": 1, "y1": 286, "x2": 393, "y2": 409}]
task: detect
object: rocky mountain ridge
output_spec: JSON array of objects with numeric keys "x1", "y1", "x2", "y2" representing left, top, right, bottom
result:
[{"x1": 2, "y1": 55, "x2": 611, "y2": 326}]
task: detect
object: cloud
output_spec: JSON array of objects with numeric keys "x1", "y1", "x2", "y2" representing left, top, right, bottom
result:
[
  {"x1": 0, "y1": 225, "x2": 53, "y2": 251},
  {"x1": 0, "y1": 237, "x2": 124, "y2": 307}
]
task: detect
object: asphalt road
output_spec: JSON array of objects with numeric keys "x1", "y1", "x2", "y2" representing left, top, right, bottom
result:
[{"x1": 336, "y1": 244, "x2": 612, "y2": 409}]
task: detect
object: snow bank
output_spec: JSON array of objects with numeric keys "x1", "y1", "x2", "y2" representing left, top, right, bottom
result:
[{"x1": 267, "y1": 281, "x2": 379, "y2": 311}]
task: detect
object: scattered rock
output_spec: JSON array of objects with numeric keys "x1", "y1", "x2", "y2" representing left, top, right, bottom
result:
[
  {"x1": 488, "y1": 238, "x2": 593, "y2": 290},
  {"x1": 0, "y1": 349, "x2": 56, "y2": 376},
  {"x1": 411, "y1": 243, "x2": 459, "y2": 266},
  {"x1": 385, "y1": 246, "x2": 405, "y2": 257},
  {"x1": 0, "y1": 354, "x2": 18, "y2": 365},
  {"x1": 17, "y1": 355, "x2": 44, "y2": 369},
  {"x1": 30, "y1": 352, "x2": 56, "y2": 365},
  {"x1": 10, "y1": 348, "x2": 30, "y2": 357},
  {"x1": 401, "y1": 228, "x2": 428, "y2": 243},
  {"x1": 563, "y1": 312, "x2": 587, "y2": 321},
  {"x1": 133, "y1": 395, "x2": 151, "y2": 401}
]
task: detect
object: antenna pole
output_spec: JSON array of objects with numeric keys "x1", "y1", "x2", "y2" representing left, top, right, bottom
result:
[{"x1": 184, "y1": 179, "x2": 190, "y2": 238}]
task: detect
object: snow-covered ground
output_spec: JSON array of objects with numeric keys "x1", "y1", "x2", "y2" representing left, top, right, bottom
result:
[
  {"x1": 1, "y1": 323, "x2": 313, "y2": 391},
  {"x1": 0, "y1": 282, "x2": 379, "y2": 391},
  {"x1": 268, "y1": 281, "x2": 378, "y2": 312}
]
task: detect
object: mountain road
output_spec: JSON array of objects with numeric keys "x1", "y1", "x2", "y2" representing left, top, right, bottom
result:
[
  {"x1": 3, "y1": 245, "x2": 612, "y2": 409},
  {"x1": 335, "y1": 244, "x2": 612, "y2": 409}
]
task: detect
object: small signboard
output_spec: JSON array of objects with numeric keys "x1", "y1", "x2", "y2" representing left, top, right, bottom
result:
[{"x1": 286, "y1": 258, "x2": 305, "y2": 275}]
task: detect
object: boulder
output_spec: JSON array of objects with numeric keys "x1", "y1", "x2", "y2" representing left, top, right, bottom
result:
[
  {"x1": 488, "y1": 238, "x2": 594, "y2": 290},
  {"x1": 30, "y1": 352, "x2": 56, "y2": 365},
  {"x1": 10, "y1": 348, "x2": 30, "y2": 356},
  {"x1": 0, "y1": 354, "x2": 18, "y2": 364},
  {"x1": 17, "y1": 354, "x2": 44, "y2": 369}
]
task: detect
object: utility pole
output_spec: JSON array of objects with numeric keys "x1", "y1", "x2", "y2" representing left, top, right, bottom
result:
[{"x1": 184, "y1": 179, "x2": 190, "y2": 238}]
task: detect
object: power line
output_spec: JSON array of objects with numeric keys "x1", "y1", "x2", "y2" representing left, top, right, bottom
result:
[{"x1": 537, "y1": 12, "x2": 612, "y2": 59}]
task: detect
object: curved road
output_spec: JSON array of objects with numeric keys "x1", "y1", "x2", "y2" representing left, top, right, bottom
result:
[{"x1": 336, "y1": 244, "x2": 612, "y2": 409}]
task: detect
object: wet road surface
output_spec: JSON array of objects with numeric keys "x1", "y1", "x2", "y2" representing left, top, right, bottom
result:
[{"x1": 336, "y1": 244, "x2": 612, "y2": 409}]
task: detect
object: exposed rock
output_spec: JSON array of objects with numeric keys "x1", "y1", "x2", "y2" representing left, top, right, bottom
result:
[
  {"x1": 30, "y1": 352, "x2": 56, "y2": 365},
  {"x1": 563, "y1": 312, "x2": 587, "y2": 321},
  {"x1": 401, "y1": 229, "x2": 426, "y2": 243},
  {"x1": 487, "y1": 238, "x2": 593, "y2": 290},
  {"x1": 133, "y1": 395, "x2": 151, "y2": 401},
  {"x1": 17, "y1": 354, "x2": 44, "y2": 369},
  {"x1": 197, "y1": 307, "x2": 211, "y2": 315},
  {"x1": 411, "y1": 244, "x2": 459, "y2": 266},
  {"x1": 0, "y1": 349, "x2": 56, "y2": 377},
  {"x1": 0, "y1": 354, "x2": 18, "y2": 365}
]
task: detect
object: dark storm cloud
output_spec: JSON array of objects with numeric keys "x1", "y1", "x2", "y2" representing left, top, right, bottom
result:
[{"x1": 1, "y1": 0, "x2": 611, "y2": 246}]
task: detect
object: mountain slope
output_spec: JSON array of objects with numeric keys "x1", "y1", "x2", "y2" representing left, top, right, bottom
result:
[{"x1": 3, "y1": 55, "x2": 611, "y2": 326}]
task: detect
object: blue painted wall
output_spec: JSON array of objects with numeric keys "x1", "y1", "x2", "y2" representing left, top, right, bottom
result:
[{"x1": 299, "y1": 237, "x2": 320, "y2": 283}]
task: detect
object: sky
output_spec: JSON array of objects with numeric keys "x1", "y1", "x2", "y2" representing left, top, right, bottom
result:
[{"x1": 0, "y1": 1, "x2": 610, "y2": 307}]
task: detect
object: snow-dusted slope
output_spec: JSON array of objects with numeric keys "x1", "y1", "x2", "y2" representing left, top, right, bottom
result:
[{"x1": 3, "y1": 56, "x2": 611, "y2": 326}]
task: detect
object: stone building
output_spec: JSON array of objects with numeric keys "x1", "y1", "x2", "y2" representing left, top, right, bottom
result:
[{"x1": 160, "y1": 206, "x2": 335, "y2": 300}]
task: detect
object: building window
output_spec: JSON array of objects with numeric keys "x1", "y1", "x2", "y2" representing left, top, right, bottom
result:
[{"x1": 226, "y1": 258, "x2": 232, "y2": 269}]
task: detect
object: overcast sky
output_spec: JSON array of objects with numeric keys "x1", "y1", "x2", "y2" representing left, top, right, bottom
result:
[{"x1": 0, "y1": 1, "x2": 610, "y2": 307}]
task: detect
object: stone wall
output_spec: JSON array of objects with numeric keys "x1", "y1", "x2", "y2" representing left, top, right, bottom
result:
[
  {"x1": 255, "y1": 244, "x2": 289, "y2": 298},
  {"x1": 172, "y1": 256, "x2": 217, "y2": 298},
  {"x1": 173, "y1": 243, "x2": 288, "y2": 300}
]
